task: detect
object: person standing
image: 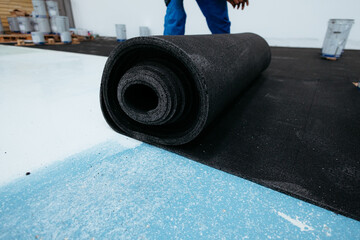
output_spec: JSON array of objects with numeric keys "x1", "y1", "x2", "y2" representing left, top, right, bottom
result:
[{"x1": 164, "y1": 0, "x2": 249, "y2": 35}]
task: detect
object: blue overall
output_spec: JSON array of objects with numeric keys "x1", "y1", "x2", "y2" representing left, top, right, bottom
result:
[{"x1": 164, "y1": 0, "x2": 230, "y2": 35}]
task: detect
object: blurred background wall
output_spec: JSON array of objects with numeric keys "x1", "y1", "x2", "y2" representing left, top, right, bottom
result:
[{"x1": 70, "y1": 0, "x2": 360, "y2": 49}]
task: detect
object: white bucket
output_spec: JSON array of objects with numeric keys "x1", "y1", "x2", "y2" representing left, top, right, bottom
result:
[
  {"x1": 36, "y1": 17, "x2": 51, "y2": 34},
  {"x1": 31, "y1": 32, "x2": 45, "y2": 44},
  {"x1": 32, "y1": 0, "x2": 47, "y2": 17},
  {"x1": 31, "y1": 17, "x2": 39, "y2": 31},
  {"x1": 60, "y1": 31, "x2": 72, "y2": 43},
  {"x1": 46, "y1": 1, "x2": 59, "y2": 17},
  {"x1": 322, "y1": 19, "x2": 355, "y2": 58},
  {"x1": 55, "y1": 16, "x2": 70, "y2": 34},
  {"x1": 7, "y1": 17, "x2": 20, "y2": 32},
  {"x1": 115, "y1": 24, "x2": 126, "y2": 41},
  {"x1": 139, "y1": 26, "x2": 150, "y2": 36},
  {"x1": 50, "y1": 17, "x2": 57, "y2": 33},
  {"x1": 0, "y1": 19, "x2": 4, "y2": 34},
  {"x1": 17, "y1": 17, "x2": 33, "y2": 34}
]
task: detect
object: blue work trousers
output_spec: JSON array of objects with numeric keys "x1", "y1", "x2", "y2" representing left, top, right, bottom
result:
[{"x1": 164, "y1": 0, "x2": 230, "y2": 35}]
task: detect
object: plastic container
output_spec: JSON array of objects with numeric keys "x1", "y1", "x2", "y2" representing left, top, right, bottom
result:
[
  {"x1": 115, "y1": 24, "x2": 126, "y2": 42},
  {"x1": 46, "y1": 1, "x2": 59, "y2": 17},
  {"x1": 322, "y1": 19, "x2": 355, "y2": 59},
  {"x1": 31, "y1": 32, "x2": 45, "y2": 44},
  {"x1": 31, "y1": 17, "x2": 39, "y2": 31},
  {"x1": 55, "y1": 16, "x2": 70, "y2": 34},
  {"x1": 0, "y1": 19, "x2": 4, "y2": 34},
  {"x1": 50, "y1": 17, "x2": 57, "y2": 33},
  {"x1": 17, "y1": 17, "x2": 33, "y2": 34},
  {"x1": 7, "y1": 17, "x2": 20, "y2": 32},
  {"x1": 139, "y1": 26, "x2": 150, "y2": 37},
  {"x1": 60, "y1": 31, "x2": 72, "y2": 43},
  {"x1": 32, "y1": 0, "x2": 47, "y2": 17},
  {"x1": 36, "y1": 17, "x2": 51, "y2": 34}
]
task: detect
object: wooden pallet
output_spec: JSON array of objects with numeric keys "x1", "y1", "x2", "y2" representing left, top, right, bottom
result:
[
  {"x1": 44, "y1": 34, "x2": 61, "y2": 42},
  {"x1": 15, "y1": 38, "x2": 81, "y2": 46},
  {"x1": 0, "y1": 33, "x2": 83, "y2": 44},
  {"x1": 0, "y1": 33, "x2": 32, "y2": 43},
  {"x1": 324, "y1": 57, "x2": 338, "y2": 61}
]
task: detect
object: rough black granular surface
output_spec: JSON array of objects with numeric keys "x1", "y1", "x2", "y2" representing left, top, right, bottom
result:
[
  {"x1": 100, "y1": 34, "x2": 271, "y2": 145},
  {"x1": 26, "y1": 37, "x2": 360, "y2": 220},
  {"x1": 26, "y1": 37, "x2": 118, "y2": 56},
  {"x1": 164, "y1": 47, "x2": 360, "y2": 221}
]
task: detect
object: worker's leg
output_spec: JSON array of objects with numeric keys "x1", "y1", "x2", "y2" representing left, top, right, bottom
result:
[
  {"x1": 164, "y1": 0, "x2": 186, "y2": 35},
  {"x1": 196, "y1": 0, "x2": 230, "y2": 34}
]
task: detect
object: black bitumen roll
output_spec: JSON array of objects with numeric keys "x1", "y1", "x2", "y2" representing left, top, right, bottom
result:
[
  {"x1": 30, "y1": 40, "x2": 359, "y2": 220},
  {"x1": 100, "y1": 33, "x2": 271, "y2": 145}
]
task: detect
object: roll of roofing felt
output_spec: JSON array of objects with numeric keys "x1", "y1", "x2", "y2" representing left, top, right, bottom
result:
[{"x1": 100, "y1": 33, "x2": 271, "y2": 145}]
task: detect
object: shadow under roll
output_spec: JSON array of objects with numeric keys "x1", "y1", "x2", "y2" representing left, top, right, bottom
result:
[{"x1": 100, "y1": 33, "x2": 271, "y2": 145}]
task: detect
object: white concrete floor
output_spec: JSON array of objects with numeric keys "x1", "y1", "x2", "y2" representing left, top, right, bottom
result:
[{"x1": 0, "y1": 45, "x2": 139, "y2": 186}]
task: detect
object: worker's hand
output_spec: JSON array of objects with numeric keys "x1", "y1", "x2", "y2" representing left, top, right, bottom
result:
[{"x1": 227, "y1": 0, "x2": 249, "y2": 10}]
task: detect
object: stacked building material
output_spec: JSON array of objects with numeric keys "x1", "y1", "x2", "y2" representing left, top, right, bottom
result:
[
  {"x1": 0, "y1": 18, "x2": 4, "y2": 34},
  {"x1": 31, "y1": 0, "x2": 50, "y2": 34},
  {"x1": 28, "y1": 0, "x2": 71, "y2": 43},
  {"x1": 7, "y1": 17, "x2": 20, "y2": 33},
  {"x1": 17, "y1": 16, "x2": 32, "y2": 33}
]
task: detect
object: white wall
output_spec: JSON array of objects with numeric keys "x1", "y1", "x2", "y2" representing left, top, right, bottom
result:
[{"x1": 70, "y1": 0, "x2": 360, "y2": 49}]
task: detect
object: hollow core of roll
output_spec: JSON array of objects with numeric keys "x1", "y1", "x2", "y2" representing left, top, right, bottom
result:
[
  {"x1": 123, "y1": 84, "x2": 159, "y2": 113},
  {"x1": 101, "y1": 38, "x2": 209, "y2": 145}
]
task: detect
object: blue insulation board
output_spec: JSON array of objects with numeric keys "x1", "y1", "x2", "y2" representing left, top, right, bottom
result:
[{"x1": 1, "y1": 141, "x2": 359, "y2": 239}]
